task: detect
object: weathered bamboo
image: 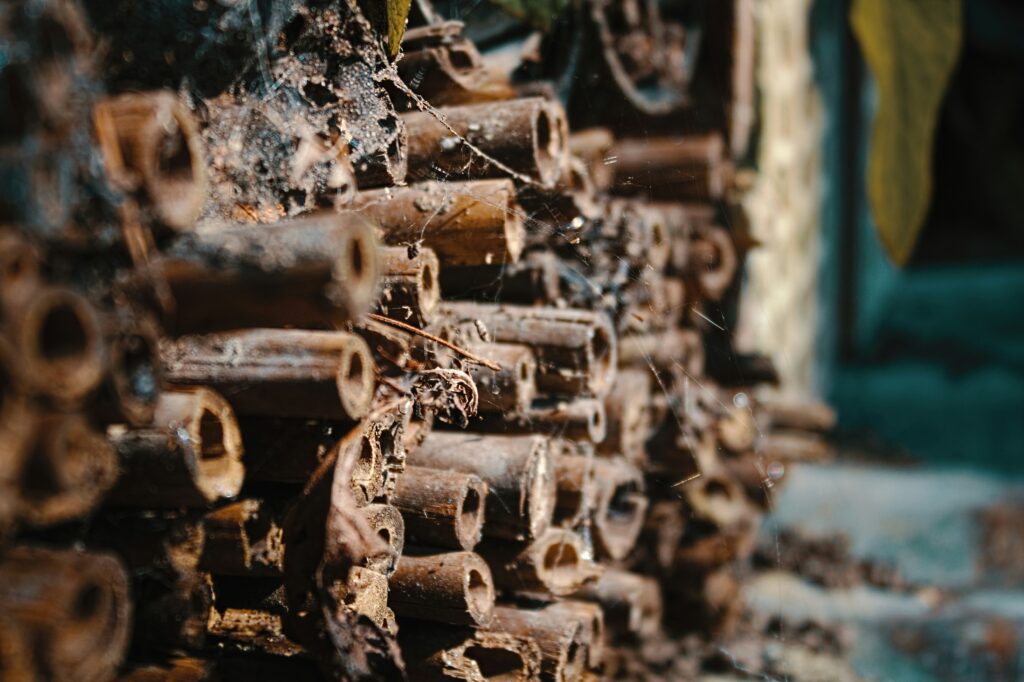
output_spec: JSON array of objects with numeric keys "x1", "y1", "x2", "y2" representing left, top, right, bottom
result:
[
  {"x1": 761, "y1": 399, "x2": 838, "y2": 434},
  {"x1": 409, "y1": 432, "x2": 554, "y2": 542},
  {"x1": 396, "y1": 33, "x2": 500, "y2": 106},
  {"x1": 599, "y1": 368, "x2": 652, "y2": 462},
  {"x1": 360, "y1": 504, "x2": 405, "y2": 576},
  {"x1": 399, "y1": 623, "x2": 543, "y2": 682},
  {"x1": 162, "y1": 329, "x2": 376, "y2": 420},
  {"x1": 484, "y1": 527, "x2": 600, "y2": 599},
  {"x1": 471, "y1": 398, "x2": 606, "y2": 444},
  {"x1": 0, "y1": 229, "x2": 41, "y2": 313},
  {"x1": 591, "y1": 457, "x2": 648, "y2": 561},
  {"x1": 681, "y1": 467, "x2": 750, "y2": 531},
  {"x1": 0, "y1": 615, "x2": 33, "y2": 681},
  {"x1": 716, "y1": 402, "x2": 757, "y2": 454},
  {"x1": 638, "y1": 500, "x2": 687, "y2": 572},
  {"x1": 610, "y1": 134, "x2": 729, "y2": 202},
  {"x1": 467, "y1": 343, "x2": 537, "y2": 413},
  {"x1": 440, "y1": 251, "x2": 561, "y2": 304},
  {"x1": 758, "y1": 431, "x2": 832, "y2": 463},
  {"x1": 389, "y1": 551, "x2": 495, "y2": 626},
  {"x1": 355, "y1": 316, "x2": 414, "y2": 369},
  {"x1": 335, "y1": 565, "x2": 393, "y2": 631},
  {"x1": 577, "y1": 569, "x2": 662, "y2": 639},
  {"x1": 93, "y1": 91, "x2": 206, "y2": 231},
  {"x1": 391, "y1": 466, "x2": 488, "y2": 551},
  {"x1": 487, "y1": 605, "x2": 591, "y2": 682},
  {"x1": 686, "y1": 224, "x2": 739, "y2": 302},
  {"x1": 441, "y1": 302, "x2": 617, "y2": 397},
  {"x1": 199, "y1": 499, "x2": 284, "y2": 577},
  {"x1": 545, "y1": 600, "x2": 606, "y2": 669},
  {"x1": 722, "y1": 452, "x2": 772, "y2": 510},
  {"x1": 99, "y1": 314, "x2": 163, "y2": 426},
  {"x1": 0, "y1": 546, "x2": 130, "y2": 682},
  {"x1": 206, "y1": 606, "x2": 305, "y2": 658},
  {"x1": 402, "y1": 98, "x2": 568, "y2": 186},
  {"x1": 6, "y1": 285, "x2": 106, "y2": 403},
  {"x1": 351, "y1": 180, "x2": 524, "y2": 267},
  {"x1": 107, "y1": 388, "x2": 245, "y2": 507},
  {"x1": 158, "y1": 212, "x2": 380, "y2": 333},
  {"x1": 377, "y1": 246, "x2": 441, "y2": 326},
  {"x1": 617, "y1": 328, "x2": 704, "y2": 376},
  {"x1": 569, "y1": 128, "x2": 616, "y2": 190},
  {"x1": 552, "y1": 447, "x2": 596, "y2": 529},
  {"x1": 18, "y1": 413, "x2": 117, "y2": 526}
]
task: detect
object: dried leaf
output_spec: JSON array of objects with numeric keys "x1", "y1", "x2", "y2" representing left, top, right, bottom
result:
[{"x1": 850, "y1": 0, "x2": 962, "y2": 265}]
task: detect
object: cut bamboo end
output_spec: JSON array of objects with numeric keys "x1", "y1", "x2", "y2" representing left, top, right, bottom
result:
[
  {"x1": 546, "y1": 600, "x2": 606, "y2": 670},
  {"x1": 377, "y1": 246, "x2": 442, "y2": 325},
  {"x1": 600, "y1": 368, "x2": 652, "y2": 462},
  {"x1": 94, "y1": 91, "x2": 206, "y2": 231},
  {"x1": 108, "y1": 387, "x2": 245, "y2": 507},
  {"x1": 390, "y1": 551, "x2": 495, "y2": 627},
  {"x1": 682, "y1": 468, "x2": 750, "y2": 530},
  {"x1": 392, "y1": 466, "x2": 488, "y2": 551},
  {"x1": 577, "y1": 569, "x2": 662, "y2": 639},
  {"x1": 488, "y1": 604, "x2": 592, "y2": 682},
  {"x1": 199, "y1": 499, "x2": 284, "y2": 577},
  {"x1": 13, "y1": 286, "x2": 106, "y2": 403},
  {"x1": 553, "y1": 448, "x2": 596, "y2": 529},
  {"x1": 411, "y1": 432, "x2": 555, "y2": 542},
  {"x1": 487, "y1": 527, "x2": 600, "y2": 599},
  {"x1": 688, "y1": 225, "x2": 738, "y2": 302},
  {"x1": 18, "y1": 414, "x2": 117, "y2": 526},
  {"x1": 361, "y1": 504, "x2": 406, "y2": 577},
  {"x1": 0, "y1": 546, "x2": 131, "y2": 682},
  {"x1": 0, "y1": 229, "x2": 40, "y2": 312},
  {"x1": 353, "y1": 179, "x2": 524, "y2": 267},
  {"x1": 640, "y1": 501, "x2": 687, "y2": 571},
  {"x1": 467, "y1": 343, "x2": 537, "y2": 414},
  {"x1": 592, "y1": 458, "x2": 648, "y2": 561}
]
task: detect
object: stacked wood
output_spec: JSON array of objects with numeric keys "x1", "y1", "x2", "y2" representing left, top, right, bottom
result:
[{"x1": 0, "y1": 1, "x2": 836, "y2": 680}]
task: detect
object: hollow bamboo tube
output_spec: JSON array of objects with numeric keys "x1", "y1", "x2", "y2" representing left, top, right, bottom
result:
[
  {"x1": 591, "y1": 457, "x2": 647, "y2": 561},
  {"x1": 337, "y1": 565, "x2": 392, "y2": 631},
  {"x1": 360, "y1": 504, "x2": 405, "y2": 576},
  {"x1": 400, "y1": 624, "x2": 543, "y2": 682},
  {"x1": 352, "y1": 179, "x2": 524, "y2": 266},
  {"x1": 467, "y1": 343, "x2": 537, "y2": 413},
  {"x1": 569, "y1": 128, "x2": 616, "y2": 191},
  {"x1": 0, "y1": 616, "x2": 33, "y2": 681},
  {"x1": 470, "y1": 398, "x2": 606, "y2": 444},
  {"x1": 758, "y1": 431, "x2": 831, "y2": 463},
  {"x1": 681, "y1": 466, "x2": 750, "y2": 531},
  {"x1": 716, "y1": 403, "x2": 757, "y2": 453},
  {"x1": 162, "y1": 329, "x2": 376, "y2": 420},
  {"x1": 553, "y1": 448, "x2": 596, "y2": 529},
  {"x1": 6, "y1": 285, "x2": 106, "y2": 403},
  {"x1": 199, "y1": 499, "x2": 284, "y2": 577},
  {"x1": 158, "y1": 212, "x2": 380, "y2": 333},
  {"x1": 609, "y1": 134, "x2": 728, "y2": 202},
  {"x1": 0, "y1": 546, "x2": 131, "y2": 682},
  {"x1": 440, "y1": 250, "x2": 561, "y2": 304},
  {"x1": 484, "y1": 527, "x2": 600, "y2": 598},
  {"x1": 107, "y1": 387, "x2": 244, "y2": 507},
  {"x1": 17, "y1": 413, "x2": 117, "y2": 526},
  {"x1": 389, "y1": 551, "x2": 495, "y2": 626},
  {"x1": 722, "y1": 452, "x2": 772, "y2": 510},
  {"x1": 0, "y1": 229, "x2": 40, "y2": 313},
  {"x1": 441, "y1": 302, "x2": 617, "y2": 397},
  {"x1": 376, "y1": 246, "x2": 441, "y2": 326},
  {"x1": 545, "y1": 600, "x2": 605, "y2": 669},
  {"x1": 401, "y1": 97, "x2": 568, "y2": 186},
  {"x1": 355, "y1": 317, "x2": 413, "y2": 369},
  {"x1": 686, "y1": 224, "x2": 738, "y2": 302},
  {"x1": 760, "y1": 399, "x2": 837, "y2": 434},
  {"x1": 396, "y1": 37, "x2": 491, "y2": 106},
  {"x1": 391, "y1": 466, "x2": 488, "y2": 551},
  {"x1": 599, "y1": 368, "x2": 651, "y2": 462},
  {"x1": 410, "y1": 432, "x2": 554, "y2": 542},
  {"x1": 577, "y1": 569, "x2": 662, "y2": 638},
  {"x1": 487, "y1": 605, "x2": 590, "y2": 682},
  {"x1": 93, "y1": 91, "x2": 206, "y2": 231}
]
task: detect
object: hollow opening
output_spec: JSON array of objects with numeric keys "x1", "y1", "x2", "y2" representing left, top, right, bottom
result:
[
  {"x1": 120, "y1": 334, "x2": 159, "y2": 405},
  {"x1": 465, "y1": 646, "x2": 523, "y2": 681},
  {"x1": 72, "y1": 582, "x2": 103, "y2": 621},
  {"x1": 422, "y1": 263, "x2": 435, "y2": 293},
  {"x1": 39, "y1": 302, "x2": 88, "y2": 364},
  {"x1": 448, "y1": 47, "x2": 477, "y2": 72},
  {"x1": 609, "y1": 482, "x2": 640, "y2": 521},
  {"x1": 542, "y1": 542, "x2": 580, "y2": 582},
  {"x1": 197, "y1": 409, "x2": 226, "y2": 461},
  {"x1": 346, "y1": 351, "x2": 365, "y2": 388},
  {"x1": 0, "y1": 361, "x2": 11, "y2": 417},
  {"x1": 377, "y1": 528, "x2": 391, "y2": 545},
  {"x1": 590, "y1": 408, "x2": 602, "y2": 431},
  {"x1": 704, "y1": 477, "x2": 732, "y2": 500},
  {"x1": 2, "y1": 251, "x2": 31, "y2": 289},
  {"x1": 466, "y1": 568, "x2": 490, "y2": 615},
  {"x1": 157, "y1": 123, "x2": 194, "y2": 184},
  {"x1": 20, "y1": 440, "x2": 59, "y2": 499},
  {"x1": 535, "y1": 109, "x2": 554, "y2": 163},
  {"x1": 460, "y1": 486, "x2": 482, "y2": 530},
  {"x1": 564, "y1": 639, "x2": 586, "y2": 677},
  {"x1": 590, "y1": 326, "x2": 613, "y2": 391},
  {"x1": 350, "y1": 237, "x2": 366, "y2": 279},
  {"x1": 518, "y1": 361, "x2": 530, "y2": 382}
]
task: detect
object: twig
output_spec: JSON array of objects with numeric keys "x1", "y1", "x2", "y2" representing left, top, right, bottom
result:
[{"x1": 367, "y1": 313, "x2": 502, "y2": 371}]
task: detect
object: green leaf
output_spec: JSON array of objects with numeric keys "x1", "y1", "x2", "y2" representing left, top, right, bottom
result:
[
  {"x1": 487, "y1": 0, "x2": 569, "y2": 31},
  {"x1": 386, "y1": 0, "x2": 411, "y2": 58},
  {"x1": 850, "y1": 0, "x2": 962, "y2": 265}
]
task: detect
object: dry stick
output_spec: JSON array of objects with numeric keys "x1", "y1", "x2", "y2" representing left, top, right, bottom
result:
[
  {"x1": 0, "y1": 546, "x2": 131, "y2": 682},
  {"x1": 367, "y1": 313, "x2": 502, "y2": 371}
]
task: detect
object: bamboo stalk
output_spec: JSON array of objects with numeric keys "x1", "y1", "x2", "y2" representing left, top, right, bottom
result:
[
  {"x1": 377, "y1": 246, "x2": 441, "y2": 326},
  {"x1": 389, "y1": 551, "x2": 495, "y2": 626},
  {"x1": 360, "y1": 504, "x2": 406, "y2": 577},
  {"x1": 391, "y1": 466, "x2": 488, "y2": 551},
  {"x1": 484, "y1": 527, "x2": 600, "y2": 599},
  {"x1": 591, "y1": 457, "x2": 648, "y2": 561},
  {"x1": 486, "y1": 604, "x2": 591, "y2": 682},
  {"x1": 470, "y1": 398, "x2": 606, "y2": 444},
  {"x1": 107, "y1": 388, "x2": 245, "y2": 507},
  {"x1": 467, "y1": 343, "x2": 537, "y2": 413},
  {"x1": 162, "y1": 329, "x2": 376, "y2": 420}
]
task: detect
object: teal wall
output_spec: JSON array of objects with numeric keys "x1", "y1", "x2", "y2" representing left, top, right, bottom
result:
[{"x1": 811, "y1": 0, "x2": 1024, "y2": 471}]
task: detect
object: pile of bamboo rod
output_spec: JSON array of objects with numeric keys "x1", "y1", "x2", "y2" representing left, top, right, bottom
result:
[{"x1": 0, "y1": 1, "x2": 833, "y2": 680}]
